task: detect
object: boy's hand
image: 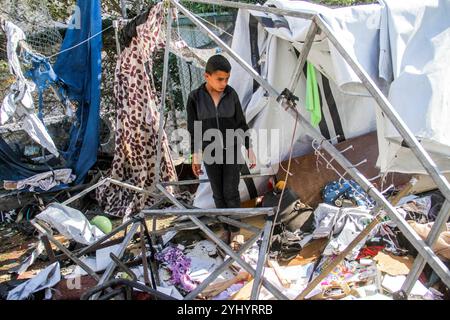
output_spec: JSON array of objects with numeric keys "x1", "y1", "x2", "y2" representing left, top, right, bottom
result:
[
  {"x1": 191, "y1": 153, "x2": 203, "y2": 177},
  {"x1": 248, "y1": 148, "x2": 257, "y2": 169},
  {"x1": 192, "y1": 163, "x2": 203, "y2": 177}
]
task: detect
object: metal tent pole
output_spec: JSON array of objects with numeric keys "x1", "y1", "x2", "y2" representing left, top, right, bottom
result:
[
  {"x1": 184, "y1": 231, "x2": 262, "y2": 300},
  {"x1": 250, "y1": 217, "x2": 274, "y2": 300},
  {"x1": 401, "y1": 200, "x2": 450, "y2": 296},
  {"x1": 156, "y1": 183, "x2": 288, "y2": 300},
  {"x1": 287, "y1": 21, "x2": 319, "y2": 91},
  {"x1": 155, "y1": 5, "x2": 173, "y2": 185},
  {"x1": 183, "y1": 0, "x2": 315, "y2": 20}
]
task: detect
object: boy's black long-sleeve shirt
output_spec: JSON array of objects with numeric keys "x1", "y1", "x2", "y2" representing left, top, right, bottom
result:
[{"x1": 186, "y1": 83, "x2": 252, "y2": 155}]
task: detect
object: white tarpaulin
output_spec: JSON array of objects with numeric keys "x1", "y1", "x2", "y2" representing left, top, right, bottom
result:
[
  {"x1": 35, "y1": 203, "x2": 104, "y2": 245},
  {"x1": 7, "y1": 262, "x2": 60, "y2": 300},
  {"x1": 376, "y1": 0, "x2": 450, "y2": 174},
  {"x1": 193, "y1": 0, "x2": 450, "y2": 208}
]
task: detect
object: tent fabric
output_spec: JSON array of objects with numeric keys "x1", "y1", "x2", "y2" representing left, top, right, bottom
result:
[
  {"x1": 96, "y1": 2, "x2": 177, "y2": 218},
  {"x1": 375, "y1": 0, "x2": 450, "y2": 174},
  {"x1": 53, "y1": 0, "x2": 103, "y2": 184}
]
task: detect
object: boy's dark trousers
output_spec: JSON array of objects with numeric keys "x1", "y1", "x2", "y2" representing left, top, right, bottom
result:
[{"x1": 204, "y1": 147, "x2": 243, "y2": 233}]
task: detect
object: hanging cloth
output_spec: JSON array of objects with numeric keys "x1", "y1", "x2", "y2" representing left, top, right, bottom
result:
[{"x1": 305, "y1": 61, "x2": 321, "y2": 127}]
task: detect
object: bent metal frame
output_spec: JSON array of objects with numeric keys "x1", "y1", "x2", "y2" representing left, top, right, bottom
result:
[
  {"x1": 32, "y1": 0, "x2": 450, "y2": 300},
  {"x1": 156, "y1": 0, "x2": 450, "y2": 299}
]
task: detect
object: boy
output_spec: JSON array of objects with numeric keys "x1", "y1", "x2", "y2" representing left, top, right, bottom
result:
[{"x1": 186, "y1": 55, "x2": 256, "y2": 241}]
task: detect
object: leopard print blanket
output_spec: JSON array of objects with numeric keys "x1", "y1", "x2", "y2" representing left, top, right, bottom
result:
[{"x1": 96, "y1": 3, "x2": 177, "y2": 218}]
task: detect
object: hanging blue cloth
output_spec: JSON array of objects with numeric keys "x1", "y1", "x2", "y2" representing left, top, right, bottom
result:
[
  {"x1": 0, "y1": 0, "x2": 102, "y2": 188},
  {"x1": 53, "y1": 0, "x2": 102, "y2": 184}
]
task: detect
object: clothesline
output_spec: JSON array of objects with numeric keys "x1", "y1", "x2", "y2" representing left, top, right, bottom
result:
[{"x1": 47, "y1": 24, "x2": 114, "y2": 59}]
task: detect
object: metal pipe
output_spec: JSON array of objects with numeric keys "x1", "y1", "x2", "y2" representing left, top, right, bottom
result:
[
  {"x1": 217, "y1": 216, "x2": 261, "y2": 234},
  {"x1": 287, "y1": 21, "x2": 318, "y2": 91},
  {"x1": 298, "y1": 125, "x2": 450, "y2": 288},
  {"x1": 113, "y1": 20, "x2": 122, "y2": 56},
  {"x1": 184, "y1": 231, "x2": 262, "y2": 300},
  {"x1": 92, "y1": 222, "x2": 140, "y2": 299},
  {"x1": 155, "y1": 7, "x2": 173, "y2": 185},
  {"x1": 76, "y1": 218, "x2": 136, "y2": 257},
  {"x1": 108, "y1": 178, "x2": 160, "y2": 198},
  {"x1": 159, "y1": 173, "x2": 274, "y2": 186},
  {"x1": 31, "y1": 221, "x2": 100, "y2": 281},
  {"x1": 141, "y1": 207, "x2": 275, "y2": 217},
  {"x1": 250, "y1": 218, "x2": 273, "y2": 300},
  {"x1": 401, "y1": 200, "x2": 450, "y2": 296},
  {"x1": 181, "y1": 0, "x2": 315, "y2": 20},
  {"x1": 62, "y1": 178, "x2": 108, "y2": 206},
  {"x1": 120, "y1": 0, "x2": 127, "y2": 18},
  {"x1": 296, "y1": 214, "x2": 383, "y2": 300},
  {"x1": 156, "y1": 184, "x2": 289, "y2": 300}
]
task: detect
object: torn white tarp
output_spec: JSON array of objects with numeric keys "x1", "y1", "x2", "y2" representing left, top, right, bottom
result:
[
  {"x1": 3, "y1": 169, "x2": 76, "y2": 191},
  {"x1": 376, "y1": 0, "x2": 450, "y2": 174},
  {"x1": 7, "y1": 262, "x2": 61, "y2": 300},
  {"x1": 10, "y1": 240, "x2": 46, "y2": 275},
  {"x1": 0, "y1": 20, "x2": 59, "y2": 157},
  {"x1": 67, "y1": 244, "x2": 122, "y2": 277},
  {"x1": 312, "y1": 204, "x2": 375, "y2": 259},
  {"x1": 35, "y1": 203, "x2": 105, "y2": 245}
]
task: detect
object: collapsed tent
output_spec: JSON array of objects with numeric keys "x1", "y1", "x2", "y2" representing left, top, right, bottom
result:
[
  {"x1": 0, "y1": 0, "x2": 102, "y2": 185},
  {"x1": 194, "y1": 0, "x2": 450, "y2": 208}
]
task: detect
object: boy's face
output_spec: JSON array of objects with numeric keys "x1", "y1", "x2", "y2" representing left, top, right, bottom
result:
[{"x1": 204, "y1": 70, "x2": 230, "y2": 93}]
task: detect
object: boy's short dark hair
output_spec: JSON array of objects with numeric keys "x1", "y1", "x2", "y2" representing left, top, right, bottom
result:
[{"x1": 205, "y1": 55, "x2": 231, "y2": 74}]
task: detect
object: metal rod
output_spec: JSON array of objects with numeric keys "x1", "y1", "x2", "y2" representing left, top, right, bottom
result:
[
  {"x1": 159, "y1": 173, "x2": 274, "y2": 186},
  {"x1": 113, "y1": 20, "x2": 122, "y2": 56},
  {"x1": 296, "y1": 214, "x2": 384, "y2": 300},
  {"x1": 181, "y1": 0, "x2": 315, "y2": 20},
  {"x1": 250, "y1": 218, "x2": 273, "y2": 300},
  {"x1": 31, "y1": 221, "x2": 100, "y2": 281},
  {"x1": 217, "y1": 216, "x2": 261, "y2": 234},
  {"x1": 140, "y1": 224, "x2": 151, "y2": 286},
  {"x1": 315, "y1": 15, "x2": 450, "y2": 202},
  {"x1": 92, "y1": 222, "x2": 140, "y2": 299},
  {"x1": 141, "y1": 207, "x2": 275, "y2": 217},
  {"x1": 110, "y1": 253, "x2": 138, "y2": 281},
  {"x1": 287, "y1": 21, "x2": 318, "y2": 91},
  {"x1": 171, "y1": 0, "x2": 279, "y2": 98},
  {"x1": 62, "y1": 178, "x2": 108, "y2": 206},
  {"x1": 184, "y1": 231, "x2": 262, "y2": 300},
  {"x1": 76, "y1": 218, "x2": 136, "y2": 257},
  {"x1": 156, "y1": 183, "x2": 288, "y2": 300},
  {"x1": 108, "y1": 178, "x2": 160, "y2": 198},
  {"x1": 120, "y1": 0, "x2": 127, "y2": 18},
  {"x1": 41, "y1": 235, "x2": 56, "y2": 263},
  {"x1": 140, "y1": 217, "x2": 160, "y2": 288},
  {"x1": 401, "y1": 199, "x2": 450, "y2": 296},
  {"x1": 155, "y1": 6, "x2": 173, "y2": 185}
]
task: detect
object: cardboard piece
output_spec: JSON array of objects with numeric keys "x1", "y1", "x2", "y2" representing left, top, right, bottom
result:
[
  {"x1": 287, "y1": 238, "x2": 329, "y2": 267},
  {"x1": 373, "y1": 251, "x2": 414, "y2": 276}
]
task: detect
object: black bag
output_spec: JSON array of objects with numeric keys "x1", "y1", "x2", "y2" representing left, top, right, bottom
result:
[{"x1": 262, "y1": 188, "x2": 315, "y2": 233}]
